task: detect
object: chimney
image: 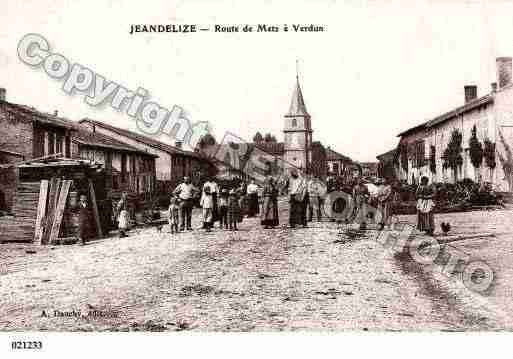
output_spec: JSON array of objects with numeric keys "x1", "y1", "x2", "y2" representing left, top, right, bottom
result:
[
  {"x1": 497, "y1": 57, "x2": 512, "y2": 89},
  {"x1": 175, "y1": 141, "x2": 182, "y2": 149},
  {"x1": 0, "y1": 88, "x2": 5, "y2": 101},
  {"x1": 491, "y1": 82, "x2": 497, "y2": 93},
  {"x1": 464, "y1": 85, "x2": 478, "y2": 103}
]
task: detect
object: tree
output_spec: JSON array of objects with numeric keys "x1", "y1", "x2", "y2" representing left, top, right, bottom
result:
[
  {"x1": 429, "y1": 145, "x2": 436, "y2": 174},
  {"x1": 197, "y1": 133, "x2": 216, "y2": 149},
  {"x1": 498, "y1": 129, "x2": 513, "y2": 191},
  {"x1": 442, "y1": 129, "x2": 463, "y2": 182},
  {"x1": 264, "y1": 133, "x2": 277, "y2": 143},
  {"x1": 253, "y1": 132, "x2": 263, "y2": 143},
  {"x1": 397, "y1": 142, "x2": 408, "y2": 173},
  {"x1": 483, "y1": 138, "x2": 496, "y2": 181},
  {"x1": 468, "y1": 125, "x2": 484, "y2": 181}
]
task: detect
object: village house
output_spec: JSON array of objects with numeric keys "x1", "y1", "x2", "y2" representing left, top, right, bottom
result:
[
  {"x1": 376, "y1": 148, "x2": 399, "y2": 182},
  {"x1": 358, "y1": 162, "x2": 379, "y2": 178},
  {"x1": 71, "y1": 127, "x2": 158, "y2": 200},
  {"x1": 326, "y1": 146, "x2": 354, "y2": 177},
  {"x1": 78, "y1": 119, "x2": 217, "y2": 193},
  {"x1": 0, "y1": 89, "x2": 76, "y2": 212},
  {"x1": 395, "y1": 57, "x2": 513, "y2": 193}
]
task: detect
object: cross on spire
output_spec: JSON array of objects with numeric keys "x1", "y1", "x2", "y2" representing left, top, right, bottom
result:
[{"x1": 286, "y1": 59, "x2": 309, "y2": 117}]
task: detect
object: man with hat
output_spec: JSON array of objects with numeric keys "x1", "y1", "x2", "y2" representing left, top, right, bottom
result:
[
  {"x1": 376, "y1": 178, "x2": 393, "y2": 230},
  {"x1": 174, "y1": 176, "x2": 198, "y2": 231},
  {"x1": 77, "y1": 194, "x2": 89, "y2": 245}
]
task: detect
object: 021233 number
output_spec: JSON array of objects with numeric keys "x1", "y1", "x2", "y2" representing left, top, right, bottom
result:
[{"x1": 11, "y1": 341, "x2": 42, "y2": 350}]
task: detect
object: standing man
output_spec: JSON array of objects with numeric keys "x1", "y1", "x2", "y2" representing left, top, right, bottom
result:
[
  {"x1": 376, "y1": 178, "x2": 393, "y2": 230},
  {"x1": 308, "y1": 176, "x2": 326, "y2": 222},
  {"x1": 174, "y1": 176, "x2": 198, "y2": 231},
  {"x1": 204, "y1": 178, "x2": 219, "y2": 224},
  {"x1": 77, "y1": 194, "x2": 89, "y2": 245},
  {"x1": 200, "y1": 185, "x2": 214, "y2": 232},
  {"x1": 353, "y1": 178, "x2": 370, "y2": 230}
]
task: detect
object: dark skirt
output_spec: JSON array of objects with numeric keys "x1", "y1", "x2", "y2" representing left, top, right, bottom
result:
[
  {"x1": 212, "y1": 192, "x2": 219, "y2": 222},
  {"x1": 228, "y1": 202, "x2": 242, "y2": 223},
  {"x1": 417, "y1": 211, "x2": 435, "y2": 233},
  {"x1": 248, "y1": 193, "x2": 259, "y2": 216},
  {"x1": 261, "y1": 196, "x2": 279, "y2": 227},
  {"x1": 289, "y1": 195, "x2": 306, "y2": 227}
]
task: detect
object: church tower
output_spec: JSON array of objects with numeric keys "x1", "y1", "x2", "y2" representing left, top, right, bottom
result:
[{"x1": 283, "y1": 74, "x2": 313, "y2": 173}]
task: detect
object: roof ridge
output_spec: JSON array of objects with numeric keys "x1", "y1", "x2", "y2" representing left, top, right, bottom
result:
[
  {"x1": 397, "y1": 93, "x2": 494, "y2": 137},
  {"x1": 79, "y1": 118, "x2": 206, "y2": 159}
]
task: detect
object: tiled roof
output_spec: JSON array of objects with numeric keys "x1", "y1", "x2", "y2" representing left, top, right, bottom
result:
[
  {"x1": 79, "y1": 118, "x2": 202, "y2": 159},
  {"x1": 326, "y1": 147, "x2": 352, "y2": 162},
  {"x1": 376, "y1": 148, "x2": 397, "y2": 161},
  {"x1": 253, "y1": 142, "x2": 285, "y2": 155},
  {"x1": 0, "y1": 100, "x2": 78, "y2": 130},
  {"x1": 397, "y1": 94, "x2": 494, "y2": 137},
  {"x1": 73, "y1": 127, "x2": 157, "y2": 157}
]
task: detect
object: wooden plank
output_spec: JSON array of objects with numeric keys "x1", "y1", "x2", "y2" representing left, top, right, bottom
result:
[
  {"x1": 34, "y1": 180, "x2": 49, "y2": 244},
  {"x1": 42, "y1": 177, "x2": 60, "y2": 245},
  {"x1": 49, "y1": 180, "x2": 71, "y2": 243},
  {"x1": 88, "y1": 179, "x2": 103, "y2": 238}
]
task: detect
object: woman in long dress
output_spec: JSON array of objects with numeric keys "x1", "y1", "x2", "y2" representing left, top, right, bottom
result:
[
  {"x1": 246, "y1": 180, "x2": 260, "y2": 217},
  {"x1": 261, "y1": 176, "x2": 279, "y2": 229},
  {"x1": 416, "y1": 176, "x2": 436, "y2": 236}
]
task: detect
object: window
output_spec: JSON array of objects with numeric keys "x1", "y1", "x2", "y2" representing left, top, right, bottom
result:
[
  {"x1": 47, "y1": 132, "x2": 55, "y2": 155},
  {"x1": 291, "y1": 118, "x2": 297, "y2": 127},
  {"x1": 56, "y1": 134, "x2": 63, "y2": 156},
  {"x1": 413, "y1": 140, "x2": 426, "y2": 168},
  {"x1": 333, "y1": 162, "x2": 339, "y2": 174},
  {"x1": 65, "y1": 136, "x2": 71, "y2": 158}
]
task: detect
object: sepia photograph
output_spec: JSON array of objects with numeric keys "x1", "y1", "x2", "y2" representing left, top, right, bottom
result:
[{"x1": 1, "y1": 0, "x2": 513, "y2": 357}]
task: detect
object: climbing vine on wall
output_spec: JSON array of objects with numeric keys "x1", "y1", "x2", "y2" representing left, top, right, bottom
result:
[
  {"x1": 442, "y1": 129, "x2": 463, "y2": 179},
  {"x1": 429, "y1": 145, "x2": 436, "y2": 174},
  {"x1": 498, "y1": 129, "x2": 513, "y2": 190},
  {"x1": 468, "y1": 125, "x2": 484, "y2": 180},
  {"x1": 483, "y1": 138, "x2": 496, "y2": 170}
]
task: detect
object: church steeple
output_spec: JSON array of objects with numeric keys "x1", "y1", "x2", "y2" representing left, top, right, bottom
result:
[
  {"x1": 283, "y1": 63, "x2": 313, "y2": 174},
  {"x1": 286, "y1": 75, "x2": 310, "y2": 117}
]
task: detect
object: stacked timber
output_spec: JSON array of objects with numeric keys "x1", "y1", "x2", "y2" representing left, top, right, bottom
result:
[
  {"x1": 0, "y1": 182, "x2": 40, "y2": 242},
  {"x1": 0, "y1": 177, "x2": 104, "y2": 244}
]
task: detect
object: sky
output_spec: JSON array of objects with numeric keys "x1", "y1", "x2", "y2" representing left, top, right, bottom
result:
[{"x1": 1, "y1": 0, "x2": 513, "y2": 162}]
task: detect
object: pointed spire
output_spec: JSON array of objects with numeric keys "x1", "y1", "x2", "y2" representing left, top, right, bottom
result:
[{"x1": 286, "y1": 70, "x2": 309, "y2": 117}]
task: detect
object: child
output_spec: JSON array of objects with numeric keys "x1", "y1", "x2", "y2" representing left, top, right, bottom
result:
[
  {"x1": 200, "y1": 185, "x2": 214, "y2": 232},
  {"x1": 218, "y1": 188, "x2": 229, "y2": 229},
  {"x1": 168, "y1": 196, "x2": 180, "y2": 234},
  {"x1": 228, "y1": 189, "x2": 241, "y2": 231}
]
